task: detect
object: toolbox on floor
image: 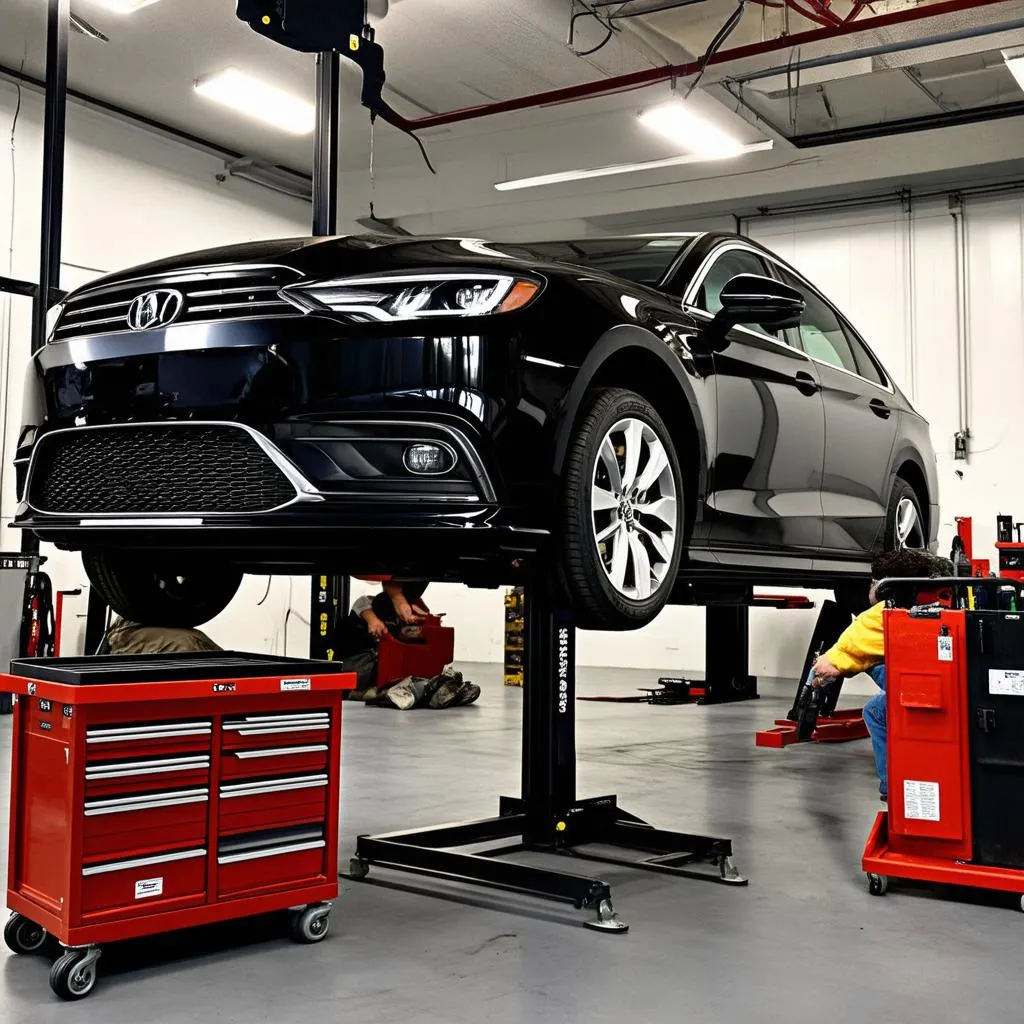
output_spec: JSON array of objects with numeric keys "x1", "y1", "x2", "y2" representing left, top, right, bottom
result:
[
  {"x1": 862, "y1": 578, "x2": 1024, "y2": 906},
  {"x1": 375, "y1": 613, "x2": 454, "y2": 686},
  {"x1": 3, "y1": 652, "x2": 353, "y2": 1000}
]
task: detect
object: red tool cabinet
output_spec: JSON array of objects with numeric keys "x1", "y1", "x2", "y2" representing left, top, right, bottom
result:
[
  {"x1": 3, "y1": 652, "x2": 353, "y2": 1000},
  {"x1": 375, "y1": 613, "x2": 455, "y2": 687}
]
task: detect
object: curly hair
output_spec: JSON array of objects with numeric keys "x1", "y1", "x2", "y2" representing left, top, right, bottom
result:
[{"x1": 871, "y1": 548, "x2": 953, "y2": 580}]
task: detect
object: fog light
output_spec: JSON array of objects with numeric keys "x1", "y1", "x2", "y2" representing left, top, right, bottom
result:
[{"x1": 403, "y1": 443, "x2": 455, "y2": 475}]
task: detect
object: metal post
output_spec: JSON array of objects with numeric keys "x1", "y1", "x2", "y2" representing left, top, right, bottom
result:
[
  {"x1": 312, "y1": 50, "x2": 340, "y2": 237},
  {"x1": 32, "y1": 0, "x2": 71, "y2": 353}
]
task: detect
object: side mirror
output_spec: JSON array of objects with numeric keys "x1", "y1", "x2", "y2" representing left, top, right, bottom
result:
[{"x1": 701, "y1": 274, "x2": 805, "y2": 348}]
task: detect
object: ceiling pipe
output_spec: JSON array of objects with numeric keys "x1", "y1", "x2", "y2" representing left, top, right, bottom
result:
[{"x1": 383, "y1": 0, "x2": 1016, "y2": 133}]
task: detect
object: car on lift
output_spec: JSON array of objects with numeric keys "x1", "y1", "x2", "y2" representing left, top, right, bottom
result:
[{"x1": 15, "y1": 231, "x2": 937, "y2": 630}]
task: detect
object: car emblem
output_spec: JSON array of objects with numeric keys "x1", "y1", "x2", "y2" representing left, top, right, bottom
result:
[{"x1": 126, "y1": 289, "x2": 184, "y2": 331}]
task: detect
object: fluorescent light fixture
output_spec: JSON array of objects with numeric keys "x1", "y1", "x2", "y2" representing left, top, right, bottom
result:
[
  {"x1": 494, "y1": 140, "x2": 773, "y2": 192},
  {"x1": 194, "y1": 68, "x2": 315, "y2": 135},
  {"x1": 85, "y1": 0, "x2": 163, "y2": 12},
  {"x1": 1004, "y1": 49, "x2": 1024, "y2": 92},
  {"x1": 638, "y1": 100, "x2": 745, "y2": 158}
]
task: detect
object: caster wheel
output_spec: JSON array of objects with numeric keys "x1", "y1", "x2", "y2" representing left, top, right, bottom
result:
[
  {"x1": 348, "y1": 857, "x2": 370, "y2": 880},
  {"x1": 1017, "y1": 894, "x2": 1024, "y2": 913},
  {"x1": 289, "y1": 905, "x2": 331, "y2": 944},
  {"x1": 867, "y1": 873, "x2": 889, "y2": 897},
  {"x1": 4, "y1": 913, "x2": 47, "y2": 955},
  {"x1": 49, "y1": 950, "x2": 99, "y2": 1001}
]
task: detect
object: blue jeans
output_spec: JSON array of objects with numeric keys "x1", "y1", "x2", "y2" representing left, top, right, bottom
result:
[{"x1": 862, "y1": 664, "x2": 887, "y2": 796}]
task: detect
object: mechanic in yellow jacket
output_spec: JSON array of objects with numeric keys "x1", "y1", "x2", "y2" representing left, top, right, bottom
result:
[{"x1": 812, "y1": 548, "x2": 953, "y2": 800}]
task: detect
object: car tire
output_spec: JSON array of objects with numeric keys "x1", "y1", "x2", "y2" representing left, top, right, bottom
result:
[
  {"x1": 885, "y1": 479, "x2": 926, "y2": 552},
  {"x1": 560, "y1": 388, "x2": 684, "y2": 631},
  {"x1": 82, "y1": 551, "x2": 242, "y2": 628}
]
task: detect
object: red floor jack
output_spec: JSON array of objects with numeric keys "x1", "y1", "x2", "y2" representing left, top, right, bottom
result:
[
  {"x1": 862, "y1": 576, "x2": 1024, "y2": 907},
  {"x1": 756, "y1": 599, "x2": 871, "y2": 747}
]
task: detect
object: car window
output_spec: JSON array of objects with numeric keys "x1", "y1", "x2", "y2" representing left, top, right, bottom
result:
[
  {"x1": 773, "y1": 267, "x2": 861, "y2": 375},
  {"x1": 694, "y1": 249, "x2": 770, "y2": 314},
  {"x1": 839, "y1": 317, "x2": 887, "y2": 386}
]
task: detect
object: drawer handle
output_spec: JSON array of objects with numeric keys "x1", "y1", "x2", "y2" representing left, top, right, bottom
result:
[
  {"x1": 87, "y1": 721, "x2": 212, "y2": 739},
  {"x1": 83, "y1": 848, "x2": 206, "y2": 877},
  {"x1": 226, "y1": 713, "x2": 330, "y2": 726},
  {"x1": 85, "y1": 792, "x2": 210, "y2": 816},
  {"x1": 234, "y1": 725, "x2": 330, "y2": 737},
  {"x1": 223, "y1": 717, "x2": 329, "y2": 731},
  {"x1": 230, "y1": 746, "x2": 328, "y2": 760},
  {"x1": 86, "y1": 757, "x2": 210, "y2": 780},
  {"x1": 220, "y1": 776, "x2": 329, "y2": 799},
  {"x1": 218, "y1": 839, "x2": 325, "y2": 865},
  {"x1": 87, "y1": 728, "x2": 213, "y2": 744}
]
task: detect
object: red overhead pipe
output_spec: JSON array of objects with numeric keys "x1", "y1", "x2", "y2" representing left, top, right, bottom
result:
[{"x1": 386, "y1": 0, "x2": 1012, "y2": 133}]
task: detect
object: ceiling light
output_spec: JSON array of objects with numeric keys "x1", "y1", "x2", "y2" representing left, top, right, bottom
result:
[
  {"x1": 194, "y1": 68, "x2": 315, "y2": 135},
  {"x1": 638, "y1": 100, "x2": 745, "y2": 158},
  {"x1": 85, "y1": 0, "x2": 163, "y2": 12},
  {"x1": 494, "y1": 140, "x2": 773, "y2": 192},
  {"x1": 1003, "y1": 49, "x2": 1024, "y2": 92}
]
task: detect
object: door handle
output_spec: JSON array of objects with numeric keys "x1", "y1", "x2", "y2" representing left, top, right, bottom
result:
[
  {"x1": 793, "y1": 371, "x2": 820, "y2": 396},
  {"x1": 869, "y1": 398, "x2": 892, "y2": 419}
]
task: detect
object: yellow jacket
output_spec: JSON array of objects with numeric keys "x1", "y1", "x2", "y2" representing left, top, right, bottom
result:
[{"x1": 825, "y1": 602, "x2": 885, "y2": 675}]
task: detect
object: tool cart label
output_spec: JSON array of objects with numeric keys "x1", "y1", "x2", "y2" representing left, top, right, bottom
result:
[
  {"x1": 937, "y1": 635, "x2": 953, "y2": 662},
  {"x1": 280, "y1": 677, "x2": 312, "y2": 692},
  {"x1": 134, "y1": 877, "x2": 163, "y2": 900},
  {"x1": 903, "y1": 780, "x2": 941, "y2": 822},
  {"x1": 989, "y1": 669, "x2": 1024, "y2": 696}
]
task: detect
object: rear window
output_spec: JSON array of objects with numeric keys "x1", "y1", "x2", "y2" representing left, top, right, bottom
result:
[{"x1": 503, "y1": 237, "x2": 697, "y2": 287}]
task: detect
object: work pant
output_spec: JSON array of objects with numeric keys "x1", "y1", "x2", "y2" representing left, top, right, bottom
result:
[{"x1": 861, "y1": 664, "x2": 888, "y2": 796}]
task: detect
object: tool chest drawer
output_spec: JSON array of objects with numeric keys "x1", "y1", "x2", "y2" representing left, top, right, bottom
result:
[
  {"x1": 83, "y1": 788, "x2": 209, "y2": 861},
  {"x1": 221, "y1": 711, "x2": 331, "y2": 751},
  {"x1": 217, "y1": 826, "x2": 327, "y2": 898},
  {"x1": 84, "y1": 754, "x2": 211, "y2": 798},
  {"x1": 220, "y1": 744, "x2": 329, "y2": 780},
  {"x1": 219, "y1": 775, "x2": 328, "y2": 836},
  {"x1": 80, "y1": 848, "x2": 207, "y2": 920},
  {"x1": 85, "y1": 719, "x2": 213, "y2": 761}
]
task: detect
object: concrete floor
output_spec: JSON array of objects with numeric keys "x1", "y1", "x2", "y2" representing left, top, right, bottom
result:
[{"x1": 1, "y1": 664, "x2": 1018, "y2": 1022}]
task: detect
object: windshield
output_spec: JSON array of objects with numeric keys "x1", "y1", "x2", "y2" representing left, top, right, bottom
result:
[{"x1": 502, "y1": 235, "x2": 699, "y2": 287}]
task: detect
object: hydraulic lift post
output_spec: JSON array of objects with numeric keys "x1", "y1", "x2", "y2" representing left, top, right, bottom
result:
[{"x1": 352, "y1": 574, "x2": 747, "y2": 931}]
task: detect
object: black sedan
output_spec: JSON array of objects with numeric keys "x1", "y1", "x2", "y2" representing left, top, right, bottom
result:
[{"x1": 15, "y1": 231, "x2": 938, "y2": 630}]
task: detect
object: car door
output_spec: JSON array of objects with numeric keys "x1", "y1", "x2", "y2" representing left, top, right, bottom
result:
[
  {"x1": 772, "y1": 265, "x2": 899, "y2": 558},
  {"x1": 681, "y1": 245, "x2": 826, "y2": 558}
]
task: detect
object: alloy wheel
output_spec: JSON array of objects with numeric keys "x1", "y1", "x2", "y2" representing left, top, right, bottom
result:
[
  {"x1": 591, "y1": 417, "x2": 678, "y2": 600},
  {"x1": 895, "y1": 496, "x2": 925, "y2": 550}
]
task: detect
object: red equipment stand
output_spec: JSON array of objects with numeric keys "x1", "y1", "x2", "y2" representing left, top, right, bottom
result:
[
  {"x1": 861, "y1": 578, "x2": 1024, "y2": 907},
  {"x1": 4, "y1": 652, "x2": 353, "y2": 1000},
  {"x1": 375, "y1": 613, "x2": 455, "y2": 688},
  {"x1": 756, "y1": 709, "x2": 869, "y2": 748}
]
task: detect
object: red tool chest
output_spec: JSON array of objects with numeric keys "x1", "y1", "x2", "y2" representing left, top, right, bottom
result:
[
  {"x1": 375, "y1": 613, "x2": 455, "y2": 687},
  {"x1": 862, "y1": 595, "x2": 1024, "y2": 905},
  {"x1": 3, "y1": 652, "x2": 353, "y2": 1000}
]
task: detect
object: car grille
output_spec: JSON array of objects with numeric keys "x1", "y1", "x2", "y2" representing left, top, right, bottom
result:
[
  {"x1": 28, "y1": 424, "x2": 299, "y2": 515},
  {"x1": 52, "y1": 265, "x2": 302, "y2": 343}
]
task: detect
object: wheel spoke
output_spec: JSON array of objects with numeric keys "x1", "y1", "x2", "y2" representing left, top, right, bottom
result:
[
  {"x1": 628, "y1": 531, "x2": 652, "y2": 599},
  {"x1": 896, "y1": 499, "x2": 919, "y2": 547},
  {"x1": 635, "y1": 521, "x2": 671, "y2": 565},
  {"x1": 609, "y1": 524, "x2": 629, "y2": 590},
  {"x1": 592, "y1": 486, "x2": 618, "y2": 513},
  {"x1": 621, "y1": 420, "x2": 643, "y2": 491},
  {"x1": 634, "y1": 439, "x2": 669, "y2": 493},
  {"x1": 595, "y1": 519, "x2": 619, "y2": 543},
  {"x1": 599, "y1": 437, "x2": 622, "y2": 494},
  {"x1": 635, "y1": 495, "x2": 676, "y2": 529}
]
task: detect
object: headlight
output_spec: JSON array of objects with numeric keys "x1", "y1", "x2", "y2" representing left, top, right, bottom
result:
[
  {"x1": 283, "y1": 272, "x2": 540, "y2": 322},
  {"x1": 45, "y1": 301, "x2": 65, "y2": 342}
]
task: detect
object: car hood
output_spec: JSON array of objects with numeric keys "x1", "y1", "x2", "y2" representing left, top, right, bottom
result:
[{"x1": 76, "y1": 235, "x2": 547, "y2": 294}]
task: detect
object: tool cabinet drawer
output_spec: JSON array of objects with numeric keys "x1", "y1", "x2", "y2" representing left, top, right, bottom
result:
[
  {"x1": 85, "y1": 720, "x2": 212, "y2": 761},
  {"x1": 220, "y1": 745, "x2": 328, "y2": 781},
  {"x1": 84, "y1": 755, "x2": 211, "y2": 799},
  {"x1": 82, "y1": 789, "x2": 209, "y2": 860},
  {"x1": 219, "y1": 775, "x2": 328, "y2": 836},
  {"x1": 221, "y1": 712, "x2": 330, "y2": 752},
  {"x1": 217, "y1": 827, "x2": 326, "y2": 899},
  {"x1": 80, "y1": 848, "x2": 207, "y2": 919}
]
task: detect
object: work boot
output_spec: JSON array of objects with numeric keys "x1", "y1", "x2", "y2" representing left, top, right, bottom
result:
[
  {"x1": 455, "y1": 681, "x2": 481, "y2": 707},
  {"x1": 384, "y1": 677, "x2": 418, "y2": 710}
]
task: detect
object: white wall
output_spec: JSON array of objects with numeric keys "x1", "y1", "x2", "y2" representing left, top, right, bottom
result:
[{"x1": 0, "y1": 80, "x2": 309, "y2": 656}]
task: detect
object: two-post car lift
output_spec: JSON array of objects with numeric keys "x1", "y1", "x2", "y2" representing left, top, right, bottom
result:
[{"x1": 350, "y1": 577, "x2": 747, "y2": 932}]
